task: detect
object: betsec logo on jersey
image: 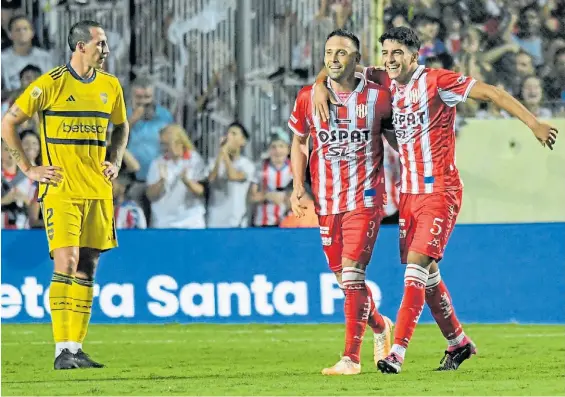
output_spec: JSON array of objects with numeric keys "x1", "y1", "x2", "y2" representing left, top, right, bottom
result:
[{"x1": 62, "y1": 122, "x2": 106, "y2": 134}]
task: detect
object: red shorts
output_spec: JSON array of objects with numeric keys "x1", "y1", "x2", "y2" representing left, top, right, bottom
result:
[
  {"x1": 398, "y1": 189, "x2": 463, "y2": 264},
  {"x1": 318, "y1": 206, "x2": 383, "y2": 273}
]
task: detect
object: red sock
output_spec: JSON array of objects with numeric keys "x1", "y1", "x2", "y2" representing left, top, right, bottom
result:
[
  {"x1": 425, "y1": 272, "x2": 463, "y2": 341},
  {"x1": 342, "y1": 267, "x2": 371, "y2": 364},
  {"x1": 393, "y1": 264, "x2": 429, "y2": 348},
  {"x1": 366, "y1": 284, "x2": 386, "y2": 333}
]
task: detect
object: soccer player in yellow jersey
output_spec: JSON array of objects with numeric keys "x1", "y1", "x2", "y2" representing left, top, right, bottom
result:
[{"x1": 1, "y1": 20, "x2": 130, "y2": 370}]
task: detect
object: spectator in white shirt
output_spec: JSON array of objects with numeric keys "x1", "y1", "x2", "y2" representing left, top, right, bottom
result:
[
  {"x1": 145, "y1": 124, "x2": 207, "y2": 229},
  {"x1": 206, "y1": 122, "x2": 255, "y2": 228},
  {"x1": 250, "y1": 130, "x2": 292, "y2": 227},
  {"x1": 1, "y1": 15, "x2": 57, "y2": 100}
]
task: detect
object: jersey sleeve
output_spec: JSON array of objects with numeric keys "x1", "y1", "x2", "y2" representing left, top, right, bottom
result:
[
  {"x1": 288, "y1": 87, "x2": 311, "y2": 137},
  {"x1": 436, "y1": 69, "x2": 477, "y2": 108},
  {"x1": 110, "y1": 82, "x2": 127, "y2": 125},
  {"x1": 364, "y1": 67, "x2": 391, "y2": 88},
  {"x1": 377, "y1": 88, "x2": 393, "y2": 131},
  {"x1": 14, "y1": 73, "x2": 54, "y2": 117}
]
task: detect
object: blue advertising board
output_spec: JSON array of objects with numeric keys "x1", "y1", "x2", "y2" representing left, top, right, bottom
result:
[{"x1": 1, "y1": 223, "x2": 564, "y2": 324}]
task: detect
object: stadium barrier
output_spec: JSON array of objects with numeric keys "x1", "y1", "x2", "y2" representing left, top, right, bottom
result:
[{"x1": 2, "y1": 223, "x2": 564, "y2": 324}]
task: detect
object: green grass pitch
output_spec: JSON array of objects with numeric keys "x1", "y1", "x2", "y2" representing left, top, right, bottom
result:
[{"x1": 2, "y1": 323, "x2": 564, "y2": 395}]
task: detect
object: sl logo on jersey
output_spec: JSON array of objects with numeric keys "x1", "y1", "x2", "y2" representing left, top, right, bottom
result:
[
  {"x1": 356, "y1": 103, "x2": 367, "y2": 119},
  {"x1": 457, "y1": 74, "x2": 466, "y2": 84},
  {"x1": 100, "y1": 93, "x2": 108, "y2": 104},
  {"x1": 30, "y1": 86, "x2": 42, "y2": 99}
]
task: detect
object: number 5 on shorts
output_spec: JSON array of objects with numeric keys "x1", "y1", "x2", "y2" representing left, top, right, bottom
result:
[{"x1": 430, "y1": 217, "x2": 444, "y2": 236}]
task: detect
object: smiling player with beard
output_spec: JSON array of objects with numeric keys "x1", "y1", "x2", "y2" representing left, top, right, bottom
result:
[
  {"x1": 289, "y1": 29, "x2": 397, "y2": 375},
  {"x1": 1, "y1": 20, "x2": 129, "y2": 370},
  {"x1": 312, "y1": 26, "x2": 558, "y2": 374}
]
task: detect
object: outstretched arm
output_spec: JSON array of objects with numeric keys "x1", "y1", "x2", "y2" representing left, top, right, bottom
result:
[{"x1": 468, "y1": 82, "x2": 558, "y2": 149}]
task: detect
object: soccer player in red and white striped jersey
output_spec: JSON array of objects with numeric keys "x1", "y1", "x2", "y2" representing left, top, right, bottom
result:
[
  {"x1": 289, "y1": 29, "x2": 396, "y2": 375},
  {"x1": 312, "y1": 27, "x2": 558, "y2": 374}
]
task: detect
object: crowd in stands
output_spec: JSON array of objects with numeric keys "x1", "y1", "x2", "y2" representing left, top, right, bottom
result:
[{"x1": 1, "y1": 0, "x2": 564, "y2": 230}]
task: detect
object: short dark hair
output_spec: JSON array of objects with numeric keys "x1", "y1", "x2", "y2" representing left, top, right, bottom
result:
[
  {"x1": 8, "y1": 15, "x2": 31, "y2": 32},
  {"x1": 227, "y1": 121, "x2": 250, "y2": 140},
  {"x1": 19, "y1": 64, "x2": 42, "y2": 80},
  {"x1": 68, "y1": 20, "x2": 103, "y2": 51},
  {"x1": 326, "y1": 29, "x2": 360, "y2": 51},
  {"x1": 379, "y1": 27, "x2": 421, "y2": 53}
]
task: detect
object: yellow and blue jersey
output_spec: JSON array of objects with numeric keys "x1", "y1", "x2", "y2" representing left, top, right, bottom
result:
[{"x1": 15, "y1": 63, "x2": 127, "y2": 200}]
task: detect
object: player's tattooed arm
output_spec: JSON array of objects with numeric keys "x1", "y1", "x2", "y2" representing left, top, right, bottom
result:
[
  {"x1": 108, "y1": 121, "x2": 130, "y2": 170},
  {"x1": 1, "y1": 104, "x2": 33, "y2": 173}
]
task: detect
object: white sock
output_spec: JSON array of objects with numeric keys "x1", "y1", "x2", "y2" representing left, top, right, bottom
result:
[
  {"x1": 55, "y1": 342, "x2": 72, "y2": 358},
  {"x1": 391, "y1": 344, "x2": 407, "y2": 360},
  {"x1": 447, "y1": 332, "x2": 466, "y2": 347},
  {"x1": 69, "y1": 341, "x2": 82, "y2": 354}
]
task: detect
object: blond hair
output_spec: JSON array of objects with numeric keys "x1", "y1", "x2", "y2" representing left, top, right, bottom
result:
[{"x1": 160, "y1": 124, "x2": 194, "y2": 151}]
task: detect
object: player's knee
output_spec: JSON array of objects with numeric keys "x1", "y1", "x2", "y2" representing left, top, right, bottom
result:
[
  {"x1": 342, "y1": 257, "x2": 365, "y2": 270},
  {"x1": 53, "y1": 251, "x2": 79, "y2": 275},
  {"x1": 406, "y1": 251, "x2": 434, "y2": 268}
]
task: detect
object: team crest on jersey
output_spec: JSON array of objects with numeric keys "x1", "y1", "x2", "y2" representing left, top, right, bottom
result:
[
  {"x1": 30, "y1": 86, "x2": 42, "y2": 99},
  {"x1": 409, "y1": 88, "x2": 420, "y2": 104},
  {"x1": 457, "y1": 74, "x2": 466, "y2": 84},
  {"x1": 100, "y1": 93, "x2": 108, "y2": 104},
  {"x1": 356, "y1": 103, "x2": 367, "y2": 119}
]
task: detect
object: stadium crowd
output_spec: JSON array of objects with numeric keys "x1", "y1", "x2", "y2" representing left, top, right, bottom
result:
[{"x1": 1, "y1": 0, "x2": 564, "y2": 230}]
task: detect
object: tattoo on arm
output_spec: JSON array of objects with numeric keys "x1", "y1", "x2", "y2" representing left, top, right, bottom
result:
[
  {"x1": 108, "y1": 123, "x2": 130, "y2": 169},
  {"x1": 7, "y1": 147, "x2": 23, "y2": 162}
]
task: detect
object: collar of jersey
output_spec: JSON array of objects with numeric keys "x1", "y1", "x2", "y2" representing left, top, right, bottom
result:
[
  {"x1": 325, "y1": 71, "x2": 366, "y2": 105},
  {"x1": 66, "y1": 62, "x2": 97, "y2": 84}
]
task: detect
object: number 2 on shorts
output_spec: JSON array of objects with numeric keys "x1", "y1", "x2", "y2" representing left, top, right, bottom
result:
[{"x1": 46, "y1": 208, "x2": 54, "y2": 227}]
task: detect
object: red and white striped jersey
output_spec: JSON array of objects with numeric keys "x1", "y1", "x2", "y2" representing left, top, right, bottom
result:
[
  {"x1": 365, "y1": 65, "x2": 476, "y2": 194},
  {"x1": 288, "y1": 74, "x2": 391, "y2": 216},
  {"x1": 253, "y1": 159, "x2": 293, "y2": 226}
]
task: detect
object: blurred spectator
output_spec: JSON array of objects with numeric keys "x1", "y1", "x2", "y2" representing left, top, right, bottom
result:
[
  {"x1": 1, "y1": 0, "x2": 21, "y2": 49},
  {"x1": 543, "y1": 47, "x2": 565, "y2": 110},
  {"x1": 1, "y1": 64, "x2": 41, "y2": 132},
  {"x1": 206, "y1": 122, "x2": 255, "y2": 228},
  {"x1": 113, "y1": 175, "x2": 147, "y2": 229},
  {"x1": 316, "y1": 0, "x2": 353, "y2": 30},
  {"x1": 413, "y1": 14, "x2": 447, "y2": 64},
  {"x1": 509, "y1": 51, "x2": 536, "y2": 96},
  {"x1": 511, "y1": 3, "x2": 545, "y2": 66},
  {"x1": 1, "y1": 15, "x2": 57, "y2": 100},
  {"x1": 518, "y1": 75, "x2": 552, "y2": 118},
  {"x1": 1, "y1": 140, "x2": 27, "y2": 229},
  {"x1": 146, "y1": 124, "x2": 207, "y2": 229},
  {"x1": 126, "y1": 76, "x2": 174, "y2": 183},
  {"x1": 250, "y1": 129, "x2": 292, "y2": 227},
  {"x1": 279, "y1": 183, "x2": 318, "y2": 228}
]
